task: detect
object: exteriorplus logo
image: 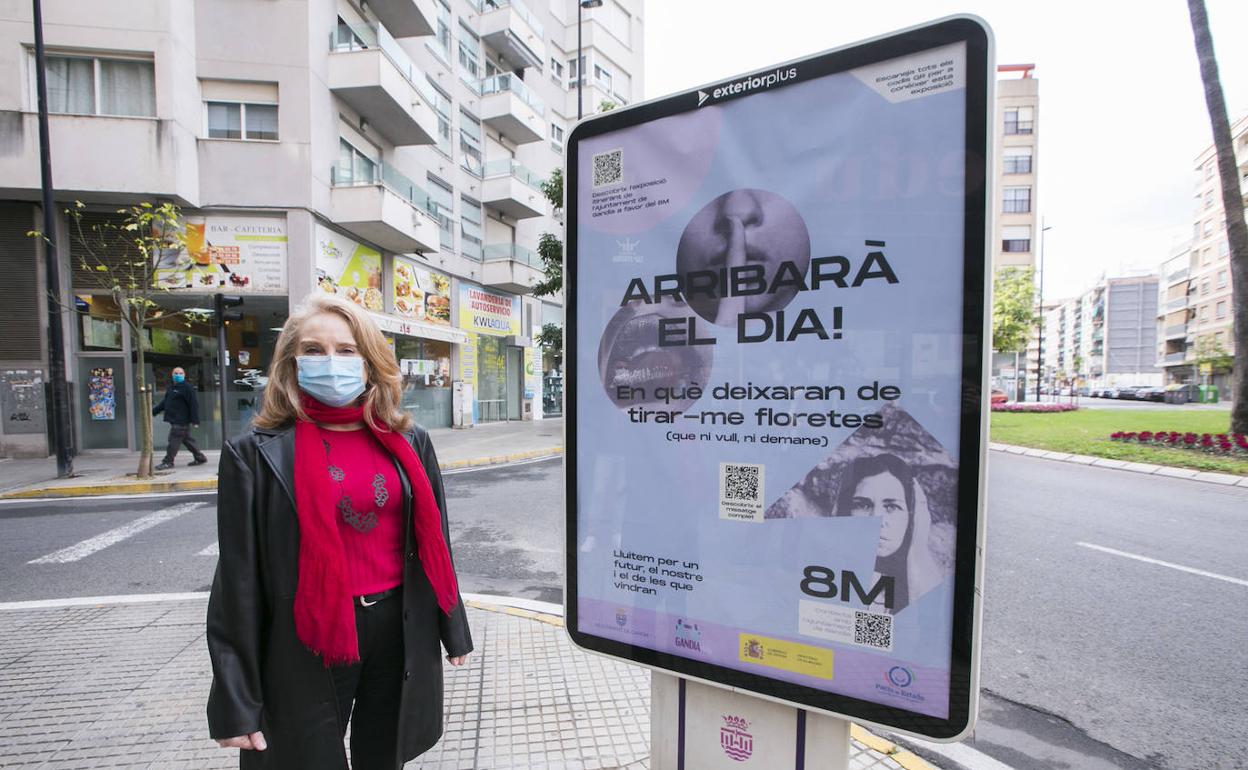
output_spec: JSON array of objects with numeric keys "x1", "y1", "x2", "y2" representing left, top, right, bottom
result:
[{"x1": 698, "y1": 66, "x2": 798, "y2": 106}]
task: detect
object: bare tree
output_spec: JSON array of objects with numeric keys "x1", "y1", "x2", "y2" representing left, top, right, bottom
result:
[
  {"x1": 1187, "y1": 0, "x2": 1248, "y2": 432},
  {"x1": 43, "y1": 202, "x2": 206, "y2": 477}
]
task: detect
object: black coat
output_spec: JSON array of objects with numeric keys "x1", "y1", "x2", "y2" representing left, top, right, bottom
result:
[
  {"x1": 153, "y1": 382, "x2": 200, "y2": 425},
  {"x1": 206, "y1": 423, "x2": 473, "y2": 769}
]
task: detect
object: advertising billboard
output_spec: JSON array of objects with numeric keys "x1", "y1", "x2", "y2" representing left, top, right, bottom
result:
[{"x1": 565, "y1": 17, "x2": 992, "y2": 739}]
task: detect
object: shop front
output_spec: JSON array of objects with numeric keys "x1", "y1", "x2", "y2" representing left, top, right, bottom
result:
[
  {"x1": 72, "y1": 214, "x2": 289, "y2": 451},
  {"x1": 458, "y1": 282, "x2": 527, "y2": 422},
  {"x1": 314, "y1": 225, "x2": 463, "y2": 429}
]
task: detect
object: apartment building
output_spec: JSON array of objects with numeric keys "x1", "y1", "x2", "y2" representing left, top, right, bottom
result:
[
  {"x1": 1044, "y1": 274, "x2": 1161, "y2": 390},
  {"x1": 0, "y1": 0, "x2": 643, "y2": 457},
  {"x1": 993, "y1": 64, "x2": 1039, "y2": 273},
  {"x1": 1157, "y1": 114, "x2": 1246, "y2": 394}
]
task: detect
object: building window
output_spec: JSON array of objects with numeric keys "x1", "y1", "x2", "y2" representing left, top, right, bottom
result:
[
  {"x1": 1218, "y1": 240, "x2": 1229, "y2": 259},
  {"x1": 428, "y1": 0, "x2": 451, "y2": 63},
  {"x1": 1001, "y1": 225, "x2": 1031, "y2": 252},
  {"x1": 460, "y1": 195, "x2": 483, "y2": 260},
  {"x1": 1003, "y1": 106, "x2": 1033, "y2": 135},
  {"x1": 1205, "y1": 161, "x2": 1214, "y2": 180},
  {"x1": 1002, "y1": 186, "x2": 1031, "y2": 214},
  {"x1": 550, "y1": 57, "x2": 564, "y2": 87},
  {"x1": 1216, "y1": 301, "x2": 1227, "y2": 319},
  {"x1": 427, "y1": 174, "x2": 454, "y2": 251},
  {"x1": 1203, "y1": 219, "x2": 1213, "y2": 237},
  {"x1": 1217, "y1": 270, "x2": 1227, "y2": 288},
  {"x1": 206, "y1": 101, "x2": 278, "y2": 140},
  {"x1": 551, "y1": 122, "x2": 564, "y2": 145},
  {"x1": 427, "y1": 77, "x2": 452, "y2": 158},
  {"x1": 594, "y1": 64, "x2": 612, "y2": 91},
  {"x1": 459, "y1": 110, "x2": 483, "y2": 175},
  {"x1": 567, "y1": 55, "x2": 586, "y2": 88},
  {"x1": 36, "y1": 54, "x2": 155, "y2": 117},
  {"x1": 335, "y1": 138, "x2": 376, "y2": 185},
  {"x1": 457, "y1": 23, "x2": 480, "y2": 83},
  {"x1": 1204, "y1": 191, "x2": 1214, "y2": 209},
  {"x1": 1003, "y1": 146, "x2": 1032, "y2": 174}
]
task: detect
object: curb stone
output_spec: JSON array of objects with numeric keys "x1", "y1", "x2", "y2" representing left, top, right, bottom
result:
[
  {"x1": 0, "y1": 447, "x2": 564, "y2": 500},
  {"x1": 990, "y1": 443, "x2": 1248, "y2": 486}
]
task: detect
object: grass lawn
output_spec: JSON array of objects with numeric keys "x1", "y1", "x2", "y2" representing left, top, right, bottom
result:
[{"x1": 989, "y1": 408, "x2": 1248, "y2": 475}]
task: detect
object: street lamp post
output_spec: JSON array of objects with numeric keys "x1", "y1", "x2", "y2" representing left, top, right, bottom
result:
[
  {"x1": 576, "y1": 0, "x2": 602, "y2": 120},
  {"x1": 1036, "y1": 221, "x2": 1053, "y2": 401},
  {"x1": 32, "y1": 0, "x2": 73, "y2": 477}
]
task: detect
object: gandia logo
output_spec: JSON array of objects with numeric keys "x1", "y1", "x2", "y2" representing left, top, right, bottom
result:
[
  {"x1": 886, "y1": 666, "x2": 914, "y2": 688},
  {"x1": 700, "y1": 67, "x2": 798, "y2": 106}
]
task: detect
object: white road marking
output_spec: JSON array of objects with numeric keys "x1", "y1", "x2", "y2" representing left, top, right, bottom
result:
[
  {"x1": 902, "y1": 736, "x2": 1017, "y2": 770},
  {"x1": 0, "y1": 592, "x2": 209, "y2": 611},
  {"x1": 198, "y1": 542, "x2": 219, "y2": 557},
  {"x1": 26, "y1": 502, "x2": 206, "y2": 564},
  {"x1": 1077, "y1": 542, "x2": 1248, "y2": 588}
]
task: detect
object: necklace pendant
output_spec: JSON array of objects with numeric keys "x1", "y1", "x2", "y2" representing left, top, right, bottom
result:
[
  {"x1": 372, "y1": 472, "x2": 390, "y2": 508},
  {"x1": 338, "y1": 494, "x2": 378, "y2": 533}
]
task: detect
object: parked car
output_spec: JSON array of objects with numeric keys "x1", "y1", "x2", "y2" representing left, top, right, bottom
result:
[
  {"x1": 1135, "y1": 386, "x2": 1166, "y2": 402},
  {"x1": 1076, "y1": 386, "x2": 1090, "y2": 397},
  {"x1": 991, "y1": 388, "x2": 1008, "y2": 406},
  {"x1": 1102, "y1": 386, "x2": 1120, "y2": 399},
  {"x1": 1116, "y1": 386, "x2": 1142, "y2": 400}
]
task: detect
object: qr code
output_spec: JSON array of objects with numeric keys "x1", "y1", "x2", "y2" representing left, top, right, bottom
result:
[
  {"x1": 723, "y1": 464, "x2": 761, "y2": 502},
  {"x1": 854, "y1": 610, "x2": 893, "y2": 650},
  {"x1": 593, "y1": 149, "x2": 623, "y2": 187}
]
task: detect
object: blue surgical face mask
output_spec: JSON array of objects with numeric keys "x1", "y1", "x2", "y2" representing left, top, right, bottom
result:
[
  {"x1": 172, "y1": 373, "x2": 185, "y2": 384},
  {"x1": 296, "y1": 355, "x2": 366, "y2": 407}
]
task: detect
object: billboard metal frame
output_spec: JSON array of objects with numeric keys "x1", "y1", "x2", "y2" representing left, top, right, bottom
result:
[{"x1": 563, "y1": 15, "x2": 994, "y2": 741}]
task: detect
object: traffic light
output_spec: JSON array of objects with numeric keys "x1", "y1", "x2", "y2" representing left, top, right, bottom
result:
[{"x1": 215, "y1": 294, "x2": 244, "y2": 322}]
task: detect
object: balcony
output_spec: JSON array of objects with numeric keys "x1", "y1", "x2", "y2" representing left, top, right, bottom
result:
[
  {"x1": 1166, "y1": 267, "x2": 1189, "y2": 284},
  {"x1": 329, "y1": 22, "x2": 438, "y2": 146},
  {"x1": 330, "y1": 163, "x2": 441, "y2": 253},
  {"x1": 367, "y1": 0, "x2": 436, "y2": 37},
  {"x1": 481, "y1": 243, "x2": 543, "y2": 294},
  {"x1": 1164, "y1": 323, "x2": 1188, "y2": 340},
  {"x1": 481, "y1": 159, "x2": 549, "y2": 219},
  {"x1": 0, "y1": 112, "x2": 198, "y2": 206},
  {"x1": 1166, "y1": 296, "x2": 1189, "y2": 311},
  {"x1": 1164, "y1": 352, "x2": 1188, "y2": 364},
  {"x1": 566, "y1": 80, "x2": 620, "y2": 118},
  {"x1": 478, "y1": 0, "x2": 545, "y2": 70},
  {"x1": 479, "y1": 74, "x2": 545, "y2": 144}
]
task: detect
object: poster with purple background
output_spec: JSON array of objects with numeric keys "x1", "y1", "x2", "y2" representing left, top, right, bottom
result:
[{"x1": 566, "y1": 18, "x2": 992, "y2": 740}]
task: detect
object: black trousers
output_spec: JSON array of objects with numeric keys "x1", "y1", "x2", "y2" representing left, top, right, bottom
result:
[
  {"x1": 163, "y1": 423, "x2": 206, "y2": 463},
  {"x1": 330, "y1": 592, "x2": 405, "y2": 770}
]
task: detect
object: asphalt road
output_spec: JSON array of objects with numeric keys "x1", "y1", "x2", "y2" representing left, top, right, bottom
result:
[{"x1": 1, "y1": 453, "x2": 1245, "y2": 770}]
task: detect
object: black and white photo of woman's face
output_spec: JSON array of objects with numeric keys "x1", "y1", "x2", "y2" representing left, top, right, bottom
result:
[
  {"x1": 849, "y1": 471, "x2": 909, "y2": 557},
  {"x1": 676, "y1": 189, "x2": 811, "y2": 326}
]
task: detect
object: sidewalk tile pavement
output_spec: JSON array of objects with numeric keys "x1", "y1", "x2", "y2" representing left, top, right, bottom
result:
[{"x1": 0, "y1": 599, "x2": 926, "y2": 769}]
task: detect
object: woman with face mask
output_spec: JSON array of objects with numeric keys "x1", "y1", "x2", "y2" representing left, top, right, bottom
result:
[
  {"x1": 834, "y1": 453, "x2": 945, "y2": 615},
  {"x1": 206, "y1": 293, "x2": 471, "y2": 770}
]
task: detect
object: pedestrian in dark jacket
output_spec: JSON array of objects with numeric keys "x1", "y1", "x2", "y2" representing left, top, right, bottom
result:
[
  {"x1": 207, "y1": 293, "x2": 472, "y2": 770},
  {"x1": 153, "y1": 366, "x2": 207, "y2": 470}
]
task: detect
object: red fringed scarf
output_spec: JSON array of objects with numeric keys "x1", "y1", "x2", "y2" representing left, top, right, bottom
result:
[{"x1": 293, "y1": 394, "x2": 459, "y2": 665}]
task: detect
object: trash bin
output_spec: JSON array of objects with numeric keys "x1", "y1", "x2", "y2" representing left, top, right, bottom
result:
[{"x1": 1200, "y1": 385, "x2": 1219, "y2": 404}]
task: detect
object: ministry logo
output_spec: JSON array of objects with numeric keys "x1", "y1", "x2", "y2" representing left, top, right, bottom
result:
[
  {"x1": 615, "y1": 608, "x2": 628, "y2": 628},
  {"x1": 611, "y1": 237, "x2": 644, "y2": 263},
  {"x1": 720, "y1": 715, "x2": 753, "y2": 762}
]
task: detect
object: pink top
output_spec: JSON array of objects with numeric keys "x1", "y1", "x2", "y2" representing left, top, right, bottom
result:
[{"x1": 318, "y1": 427, "x2": 405, "y2": 596}]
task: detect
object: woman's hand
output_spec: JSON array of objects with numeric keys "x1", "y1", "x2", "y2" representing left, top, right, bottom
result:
[
  {"x1": 217, "y1": 731, "x2": 267, "y2": 751},
  {"x1": 447, "y1": 654, "x2": 469, "y2": 666}
]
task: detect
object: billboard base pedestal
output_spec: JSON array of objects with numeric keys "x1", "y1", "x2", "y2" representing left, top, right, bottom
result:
[{"x1": 650, "y1": 673, "x2": 850, "y2": 769}]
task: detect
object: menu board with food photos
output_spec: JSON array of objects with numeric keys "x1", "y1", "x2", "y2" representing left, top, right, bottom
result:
[
  {"x1": 154, "y1": 217, "x2": 287, "y2": 292},
  {"x1": 314, "y1": 224, "x2": 384, "y2": 312},
  {"x1": 392, "y1": 256, "x2": 452, "y2": 326}
]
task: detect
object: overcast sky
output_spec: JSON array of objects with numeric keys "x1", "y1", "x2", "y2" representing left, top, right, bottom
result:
[{"x1": 641, "y1": 0, "x2": 1248, "y2": 301}]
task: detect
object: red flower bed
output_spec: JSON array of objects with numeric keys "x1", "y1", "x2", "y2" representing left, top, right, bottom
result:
[
  {"x1": 992, "y1": 403, "x2": 1080, "y2": 413},
  {"x1": 1109, "y1": 430, "x2": 1248, "y2": 457}
]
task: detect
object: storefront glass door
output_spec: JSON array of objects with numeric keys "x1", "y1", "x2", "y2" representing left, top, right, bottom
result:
[{"x1": 506, "y1": 347, "x2": 522, "y2": 421}]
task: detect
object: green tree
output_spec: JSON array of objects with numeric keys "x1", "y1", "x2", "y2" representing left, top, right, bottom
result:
[
  {"x1": 992, "y1": 267, "x2": 1038, "y2": 353},
  {"x1": 36, "y1": 202, "x2": 203, "y2": 478},
  {"x1": 1194, "y1": 335, "x2": 1234, "y2": 375},
  {"x1": 1187, "y1": 0, "x2": 1248, "y2": 432},
  {"x1": 533, "y1": 168, "x2": 564, "y2": 364}
]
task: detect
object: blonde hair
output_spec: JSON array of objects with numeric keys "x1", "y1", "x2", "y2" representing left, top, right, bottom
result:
[{"x1": 254, "y1": 292, "x2": 412, "y2": 433}]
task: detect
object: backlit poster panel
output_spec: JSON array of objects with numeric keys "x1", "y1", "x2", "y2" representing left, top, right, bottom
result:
[{"x1": 566, "y1": 17, "x2": 992, "y2": 739}]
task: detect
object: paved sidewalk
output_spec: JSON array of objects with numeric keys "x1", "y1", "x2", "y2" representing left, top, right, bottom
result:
[
  {"x1": 0, "y1": 596, "x2": 931, "y2": 770},
  {"x1": 988, "y1": 441, "x2": 1248, "y2": 486},
  {"x1": 0, "y1": 418, "x2": 564, "y2": 499}
]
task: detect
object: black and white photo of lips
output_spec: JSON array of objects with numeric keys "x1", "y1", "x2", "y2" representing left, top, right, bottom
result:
[
  {"x1": 598, "y1": 299, "x2": 714, "y2": 411},
  {"x1": 676, "y1": 188, "x2": 811, "y2": 326}
]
